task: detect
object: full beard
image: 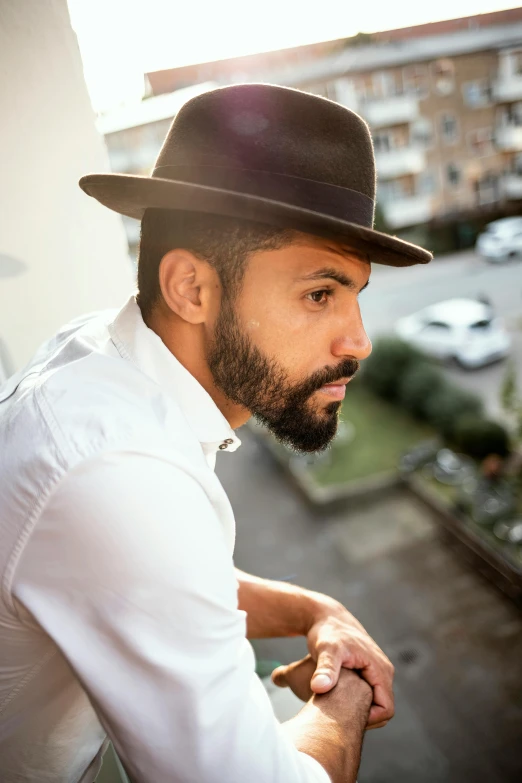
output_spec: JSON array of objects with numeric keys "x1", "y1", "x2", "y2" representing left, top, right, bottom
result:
[{"x1": 207, "y1": 299, "x2": 359, "y2": 453}]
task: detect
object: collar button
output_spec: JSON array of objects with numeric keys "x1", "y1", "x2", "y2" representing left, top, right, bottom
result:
[
  {"x1": 224, "y1": 438, "x2": 234, "y2": 444},
  {"x1": 219, "y1": 443, "x2": 228, "y2": 450}
]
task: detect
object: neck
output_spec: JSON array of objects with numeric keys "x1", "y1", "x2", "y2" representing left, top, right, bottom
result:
[{"x1": 144, "y1": 304, "x2": 251, "y2": 430}]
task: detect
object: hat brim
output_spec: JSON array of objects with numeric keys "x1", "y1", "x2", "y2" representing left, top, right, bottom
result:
[{"x1": 79, "y1": 173, "x2": 432, "y2": 267}]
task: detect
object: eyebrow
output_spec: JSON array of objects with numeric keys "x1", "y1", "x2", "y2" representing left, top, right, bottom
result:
[{"x1": 298, "y1": 267, "x2": 370, "y2": 294}]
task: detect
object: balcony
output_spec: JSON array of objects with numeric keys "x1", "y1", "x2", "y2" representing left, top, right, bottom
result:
[
  {"x1": 374, "y1": 146, "x2": 425, "y2": 180},
  {"x1": 495, "y1": 124, "x2": 522, "y2": 151},
  {"x1": 381, "y1": 194, "x2": 433, "y2": 229},
  {"x1": 501, "y1": 173, "x2": 522, "y2": 199},
  {"x1": 362, "y1": 94, "x2": 419, "y2": 129},
  {"x1": 493, "y1": 76, "x2": 522, "y2": 103}
]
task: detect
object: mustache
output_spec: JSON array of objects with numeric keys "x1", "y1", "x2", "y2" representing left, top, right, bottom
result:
[{"x1": 292, "y1": 358, "x2": 360, "y2": 400}]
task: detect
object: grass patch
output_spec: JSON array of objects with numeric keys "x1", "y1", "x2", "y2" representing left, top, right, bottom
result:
[{"x1": 311, "y1": 382, "x2": 435, "y2": 486}]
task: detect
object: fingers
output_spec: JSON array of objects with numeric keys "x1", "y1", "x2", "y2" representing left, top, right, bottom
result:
[
  {"x1": 272, "y1": 656, "x2": 311, "y2": 687},
  {"x1": 366, "y1": 720, "x2": 389, "y2": 731},
  {"x1": 366, "y1": 680, "x2": 395, "y2": 724},
  {"x1": 310, "y1": 646, "x2": 342, "y2": 693},
  {"x1": 272, "y1": 656, "x2": 315, "y2": 702},
  {"x1": 271, "y1": 665, "x2": 289, "y2": 688}
]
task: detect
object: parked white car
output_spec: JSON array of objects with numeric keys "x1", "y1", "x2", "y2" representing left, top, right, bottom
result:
[
  {"x1": 475, "y1": 216, "x2": 522, "y2": 263},
  {"x1": 395, "y1": 299, "x2": 511, "y2": 369}
]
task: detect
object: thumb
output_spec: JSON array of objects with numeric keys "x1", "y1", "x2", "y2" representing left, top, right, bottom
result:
[{"x1": 311, "y1": 648, "x2": 340, "y2": 693}]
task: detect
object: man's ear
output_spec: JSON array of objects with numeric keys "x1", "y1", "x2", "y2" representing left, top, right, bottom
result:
[{"x1": 158, "y1": 249, "x2": 217, "y2": 324}]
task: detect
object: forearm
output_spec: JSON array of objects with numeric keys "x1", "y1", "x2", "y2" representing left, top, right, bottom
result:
[
  {"x1": 282, "y1": 671, "x2": 372, "y2": 783},
  {"x1": 236, "y1": 568, "x2": 341, "y2": 639}
]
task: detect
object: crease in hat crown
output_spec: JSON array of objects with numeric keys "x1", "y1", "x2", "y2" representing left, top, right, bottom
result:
[{"x1": 79, "y1": 82, "x2": 433, "y2": 268}]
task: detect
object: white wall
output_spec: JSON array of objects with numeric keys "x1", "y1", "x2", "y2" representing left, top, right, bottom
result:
[{"x1": 0, "y1": 0, "x2": 134, "y2": 371}]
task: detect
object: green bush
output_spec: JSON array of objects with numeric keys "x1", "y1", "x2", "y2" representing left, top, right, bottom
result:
[
  {"x1": 424, "y1": 386, "x2": 483, "y2": 440},
  {"x1": 453, "y1": 415, "x2": 511, "y2": 460},
  {"x1": 361, "y1": 338, "x2": 423, "y2": 401},
  {"x1": 397, "y1": 362, "x2": 447, "y2": 420}
]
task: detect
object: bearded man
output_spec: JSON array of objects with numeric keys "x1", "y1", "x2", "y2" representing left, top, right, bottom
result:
[{"x1": 0, "y1": 83, "x2": 431, "y2": 783}]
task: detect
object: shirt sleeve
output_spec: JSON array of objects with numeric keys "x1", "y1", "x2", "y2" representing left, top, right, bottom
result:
[{"x1": 12, "y1": 451, "x2": 331, "y2": 783}]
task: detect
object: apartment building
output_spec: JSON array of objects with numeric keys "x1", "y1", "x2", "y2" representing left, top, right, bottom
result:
[
  {"x1": 284, "y1": 24, "x2": 522, "y2": 235},
  {"x1": 101, "y1": 10, "x2": 522, "y2": 255}
]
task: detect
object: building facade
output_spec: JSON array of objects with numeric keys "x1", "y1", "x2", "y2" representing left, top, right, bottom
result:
[{"x1": 101, "y1": 10, "x2": 522, "y2": 256}]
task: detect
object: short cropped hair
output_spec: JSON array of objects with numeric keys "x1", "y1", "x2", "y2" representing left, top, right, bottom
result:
[{"x1": 136, "y1": 209, "x2": 296, "y2": 319}]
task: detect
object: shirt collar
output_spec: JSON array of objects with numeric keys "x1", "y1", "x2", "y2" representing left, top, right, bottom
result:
[{"x1": 108, "y1": 296, "x2": 241, "y2": 457}]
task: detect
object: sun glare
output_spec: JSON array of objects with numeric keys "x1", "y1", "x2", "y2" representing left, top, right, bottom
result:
[{"x1": 67, "y1": 0, "x2": 517, "y2": 113}]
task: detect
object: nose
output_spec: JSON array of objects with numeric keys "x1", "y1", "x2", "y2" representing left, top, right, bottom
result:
[{"x1": 331, "y1": 302, "x2": 372, "y2": 362}]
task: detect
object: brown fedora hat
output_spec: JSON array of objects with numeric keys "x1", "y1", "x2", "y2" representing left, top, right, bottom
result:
[{"x1": 80, "y1": 83, "x2": 432, "y2": 267}]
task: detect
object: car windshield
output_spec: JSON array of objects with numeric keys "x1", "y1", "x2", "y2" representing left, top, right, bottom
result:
[
  {"x1": 425, "y1": 320, "x2": 451, "y2": 329},
  {"x1": 469, "y1": 319, "x2": 491, "y2": 330}
]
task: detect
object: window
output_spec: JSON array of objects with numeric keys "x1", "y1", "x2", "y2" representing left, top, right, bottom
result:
[
  {"x1": 467, "y1": 127, "x2": 494, "y2": 157},
  {"x1": 323, "y1": 81, "x2": 339, "y2": 101},
  {"x1": 498, "y1": 102, "x2": 522, "y2": 128},
  {"x1": 513, "y1": 51, "x2": 522, "y2": 76},
  {"x1": 441, "y1": 113, "x2": 459, "y2": 145},
  {"x1": 514, "y1": 152, "x2": 522, "y2": 174},
  {"x1": 462, "y1": 79, "x2": 492, "y2": 108},
  {"x1": 432, "y1": 59, "x2": 455, "y2": 95},
  {"x1": 475, "y1": 173, "x2": 499, "y2": 205},
  {"x1": 335, "y1": 78, "x2": 358, "y2": 109},
  {"x1": 370, "y1": 71, "x2": 398, "y2": 99},
  {"x1": 417, "y1": 170, "x2": 437, "y2": 195},
  {"x1": 411, "y1": 117, "x2": 433, "y2": 148},
  {"x1": 377, "y1": 179, "x2": 407, "y2": 201},
  {"x1": 403, "y1": 64, "x2": 429, "y2": 98},
  {"x1": 447, "y1": 163, "x2": 461, "y2": 186},
  {"x1": 305, "y1": 82, "x2": 337, "y2": 100},
  {"x1": 373, "y1": 131, "x2": 393, "y2": 153}
]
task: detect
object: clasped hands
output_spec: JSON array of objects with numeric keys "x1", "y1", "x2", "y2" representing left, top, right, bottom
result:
[{"x1": 271, "y1": 608, "x2": 395, "y2": 730}]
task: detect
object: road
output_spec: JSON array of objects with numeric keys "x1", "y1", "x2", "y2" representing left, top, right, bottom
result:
[{"x1": 360, "y1": 251, "x2": 522, "y2": 418}]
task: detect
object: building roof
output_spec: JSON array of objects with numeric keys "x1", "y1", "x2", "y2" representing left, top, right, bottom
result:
[
  {"x1": 265, "y1": 22, "x2": 522, "y2": 87},
  {"x1": 145, "y1": 8, "x2": 522, "y2": 96},
  {"x1": 96, "y1": 81, "x2": 217, "y2": 136}
]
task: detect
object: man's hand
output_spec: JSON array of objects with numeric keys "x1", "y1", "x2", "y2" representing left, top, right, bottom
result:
[{"x1": 272, "y1": 605, "x2": 395, "y2": 730}]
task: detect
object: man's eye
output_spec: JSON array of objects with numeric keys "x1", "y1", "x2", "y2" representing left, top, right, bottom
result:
[{"x1": 307, "y1": 290, "x2": 331, "y2": 304}]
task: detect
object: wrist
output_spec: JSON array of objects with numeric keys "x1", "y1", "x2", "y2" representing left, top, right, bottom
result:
[{"x1": 303, "y1": 591, "x2": 346, "y2": 633}]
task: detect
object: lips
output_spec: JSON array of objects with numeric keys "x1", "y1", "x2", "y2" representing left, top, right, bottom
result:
[{"x1": 319, "y1": 380, "x2": 350, "y2": 400}]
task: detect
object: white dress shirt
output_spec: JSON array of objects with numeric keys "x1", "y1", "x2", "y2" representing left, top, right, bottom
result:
[{"x1": 0, "y1": 296, "x2": 330, "y2": 783}]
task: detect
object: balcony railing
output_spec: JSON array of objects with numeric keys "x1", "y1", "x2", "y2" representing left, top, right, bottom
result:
[
  {"x1": 361, "y1": 94, "x2": 419, "y2": 129},
  {"x1": 495, "y1": 124, "x2": 522, "y2": 151},
  {"x1": 374, "y1": 146, "x2": 425, "y2": 180},
  {"x1": 381, "y1": 194, "x2": 433, "y2": 229},
  {"x1": 493, "y1": 76, "x2": 522, "y2": 103}
]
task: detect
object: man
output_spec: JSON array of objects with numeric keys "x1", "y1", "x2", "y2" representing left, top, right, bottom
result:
[{"x1": 0, "y1": 84, "x2": 432, "y2": 782}]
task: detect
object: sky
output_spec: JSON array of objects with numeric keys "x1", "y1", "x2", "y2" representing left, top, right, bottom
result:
[{"x1": 67, "y1": 0, "x2": 519, "y2": 113}]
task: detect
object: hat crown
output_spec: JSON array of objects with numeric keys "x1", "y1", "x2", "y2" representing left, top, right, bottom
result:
[{"x1": 153, "y1": 84, "x2": 376, "y2": 200}]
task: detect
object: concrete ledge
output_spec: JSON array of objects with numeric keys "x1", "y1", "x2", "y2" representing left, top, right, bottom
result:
[{"x1": 405, "y1": 473, "x2": 522, "y2": 603}]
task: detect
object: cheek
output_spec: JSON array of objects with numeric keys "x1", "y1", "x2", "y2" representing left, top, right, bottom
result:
[{"x1": 238, "y1": 295, "x2": 334, "y2": 369}]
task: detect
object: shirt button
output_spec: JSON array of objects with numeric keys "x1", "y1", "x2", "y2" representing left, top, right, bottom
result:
[
  {"x1": 219, "y1": 443, "x2": 228, "y2": 450},
  {"x1": 224, "y1": 438, "x2": 234, "y2": 444}
]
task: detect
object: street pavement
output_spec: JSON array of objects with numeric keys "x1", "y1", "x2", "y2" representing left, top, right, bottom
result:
[
  {"x1": 360, "y1": 250, "x2": 522, "y2": 418},
  {"x1": 216, "y1": 431, "x2": 522, "y2": 783}
]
